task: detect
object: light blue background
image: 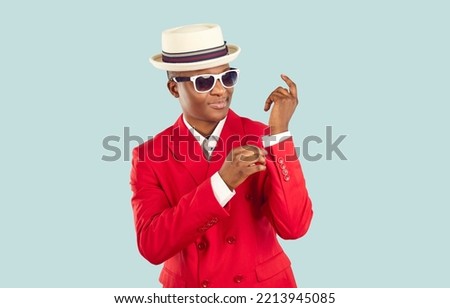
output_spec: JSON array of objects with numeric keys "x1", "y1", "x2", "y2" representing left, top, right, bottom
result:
[{"x1": 1, "y1": 0, "x2": 449, "y2": 287}]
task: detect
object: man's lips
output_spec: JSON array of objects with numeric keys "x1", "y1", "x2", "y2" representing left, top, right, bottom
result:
[{"x1": 208, "y1": 100, "x2": 228, "y2": 109}]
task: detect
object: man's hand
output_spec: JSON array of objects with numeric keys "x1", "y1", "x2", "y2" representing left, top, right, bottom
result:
[
  {"x1": 218, "y1": 145, "x2": 267, "y2": 190},
  {"x1": 264, "y1": 74, "x2": 299, "y2": 135}
]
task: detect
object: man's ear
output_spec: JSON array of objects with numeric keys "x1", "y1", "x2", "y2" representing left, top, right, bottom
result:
[{"x1": 167, "y1": 80, "x2": 179, "y2": 98}]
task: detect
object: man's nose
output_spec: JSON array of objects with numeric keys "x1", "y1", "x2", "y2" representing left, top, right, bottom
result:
[{"x1": 210, "y1": 78, "x2": 226, "y2": 95}]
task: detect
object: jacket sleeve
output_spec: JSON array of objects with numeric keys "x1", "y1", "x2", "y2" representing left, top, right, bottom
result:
[
  {"x1": 263, "y1": 137, "x2": 313, "y2": 239},
  {"x1": 130, "y1": 147, "x2": 230, "y2": 265}
]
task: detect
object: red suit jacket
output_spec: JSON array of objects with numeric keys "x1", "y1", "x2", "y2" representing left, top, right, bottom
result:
[{"x1": 130, "y1": 109, "x2": 313, "y2": 288}]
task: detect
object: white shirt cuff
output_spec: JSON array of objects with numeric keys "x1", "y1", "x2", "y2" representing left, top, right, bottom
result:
[
  {"x1": 211, "y1": 172, "x2": 236, "y2": 207},
  {"x1": 262, "y1": 131, "x2": 292, "y2": 148}
]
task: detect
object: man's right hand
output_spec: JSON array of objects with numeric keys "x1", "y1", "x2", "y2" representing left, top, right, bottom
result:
[{"x1": 218, "y1": 145, "x2": 267, "y2": 190}]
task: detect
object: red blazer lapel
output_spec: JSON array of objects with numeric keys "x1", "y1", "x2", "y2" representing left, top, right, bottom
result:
[{"x1": 168, "y1": 115, "x2": 209, "y2": 185}]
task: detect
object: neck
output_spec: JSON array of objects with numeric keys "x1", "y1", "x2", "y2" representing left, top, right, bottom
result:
[{"x1": 194, "y1": 122, "x2": 218, "y2": 137}]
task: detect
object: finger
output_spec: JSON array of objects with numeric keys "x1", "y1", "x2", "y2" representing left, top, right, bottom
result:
[
  {"x1": 246, "y1": 164, "x2": 267, "y2": 175},
  {"x1": 243, "y1": 153, "x2": 266, "y2": 165},
  {"x1": 242, "y1": 145, "x2": 266, "y2": 157},
  {"x1": 231, "y1": 145, "x2": 254, "y2": 156},
  {"x1": 281, "y1": 74, "x2": 298, "y2": 98},
  {"x1": 253, "y1": 154, "x2": 266, "y2": 166},
  {"x1": 243, "y1": 155, "x2": 266, "y2": 168},
  {"x1": 274, "y1": 86, "x2": 290, "y2": 96},
  {"x1": 264, "y1": 93, "x2": 285, "y2": 111},
  {"x1": 264, "y1": 96, "x2": 273, "y2": 111},
  {"x1": 239, "y1": 151, "x2": 259, "y2": 163},
  {"x1": 232, "y1": 146, "x2": 260, "y2": 157},
  {"x1": 239, "y1": 146, "x2": 266, "y2": 163}
]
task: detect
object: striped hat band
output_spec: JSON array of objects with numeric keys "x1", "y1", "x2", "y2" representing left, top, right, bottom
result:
[{"x1": 162, "y1": 42, "x2": 229, "y2": 64}]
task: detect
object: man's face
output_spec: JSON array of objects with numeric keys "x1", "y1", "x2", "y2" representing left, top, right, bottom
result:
[{"x1": 168, "y1": 64, "x2": 234, "y2": 134}]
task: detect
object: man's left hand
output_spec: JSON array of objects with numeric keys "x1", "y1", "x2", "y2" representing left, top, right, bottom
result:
[{"x1": 264, "y1": 74, "x2": 299, "y2": 135}]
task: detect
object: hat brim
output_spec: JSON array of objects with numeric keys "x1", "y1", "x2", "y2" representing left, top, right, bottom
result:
[{"x1": 149, "y1": 44, "x2": 240, "y2": 72}]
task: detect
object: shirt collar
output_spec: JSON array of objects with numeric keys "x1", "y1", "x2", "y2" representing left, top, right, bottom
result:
[{"x1": 182, "y1": 114, "x2": 227, "y2": 146}]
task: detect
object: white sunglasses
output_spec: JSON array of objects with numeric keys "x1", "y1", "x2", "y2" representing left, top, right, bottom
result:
[{"x1": 172, "y1": 68, "x2": 240, "y2": 93}]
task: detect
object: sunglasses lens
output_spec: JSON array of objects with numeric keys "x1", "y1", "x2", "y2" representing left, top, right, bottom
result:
[
  {"x1": 221, "y1": 71, "x2": 238, "y2": 87},
  {"x1": 195, "y1": 76, "x2": 215, "y2": 92}
]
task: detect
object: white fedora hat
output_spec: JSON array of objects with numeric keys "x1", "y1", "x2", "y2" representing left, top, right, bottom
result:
[{"x1": 149, "y1": 23, "x2": 240, "y2": 72}]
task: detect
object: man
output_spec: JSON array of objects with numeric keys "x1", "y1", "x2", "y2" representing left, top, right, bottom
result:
[{"x1": 130, "y1": 23, "x2": 313, "y2": 288}]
